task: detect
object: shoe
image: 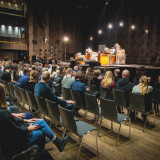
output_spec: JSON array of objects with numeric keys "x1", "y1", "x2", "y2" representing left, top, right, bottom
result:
[{"x1": 53, "y1": 135, "x2": 69, "y2": 152}]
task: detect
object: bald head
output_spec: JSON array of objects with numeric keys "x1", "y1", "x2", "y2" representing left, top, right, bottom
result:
[{"x1": 122, "y1": 69, "x2": 130, "y2": 79}]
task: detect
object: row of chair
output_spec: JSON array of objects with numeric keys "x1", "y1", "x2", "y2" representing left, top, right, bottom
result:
[{"x1": 2, "y1": 81, "x2": 98, "y2": 160}]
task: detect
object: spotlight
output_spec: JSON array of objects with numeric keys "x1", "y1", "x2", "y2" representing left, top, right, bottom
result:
[
  {"x1": 64, "y1": 36, "x2": 69, "y2": 42},
  {"x1": 145, "y1": 29, "x2": 149, "y2": 34},
  {"x1": 90, "y1": 36, "x2": 93, "y2": 41},
  {"x1": 108, "y1": 23, "x2": 113, "y2": 29},
  {"x1": 131, "y1": 25, "x2": 135, "y2": 30},
  {"x1": 98, "y1": 29, "x2": 102, "y2": 34},
  {"x1": 119, "y1": 22, "x2": 124, "y2": 27}
]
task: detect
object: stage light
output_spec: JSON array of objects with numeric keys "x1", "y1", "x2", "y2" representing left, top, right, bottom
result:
[
  {"x1": 1, "y1": 1, "x2": 4, "y2": 5},
  {"x1": 131, "y1": 25, "x2": 135, "y2": 30},
  {"x1": 64, "y1": 36, "x2": 69, "y2": 42},
  {"x1": 108, "y1": 23, "x2": 113, "y2": 29},
  {"x1": 90, "y1": 36, "x2": 93, "y2": 41},
  {"x1": 119, "y1": 22, "x2": 124, "y2": 27},
  {"x1": 8, "y1": 2, "x2": 11, "y2": 6},
  {"x1": 98, "y1": 29, "x2": 102, "y2": 34},
  {"x1": 145, "y1": 29, "x2": 149, "y2": 34}
]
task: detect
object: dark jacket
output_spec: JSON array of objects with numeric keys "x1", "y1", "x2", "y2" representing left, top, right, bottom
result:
[
  {"x1": 0, "y1": 109, "x2": 31, "y2": 159},
  {"x1": 114, "y1": 75, "x2": 121, "y2": 85},
  {"x1": 34, "y1": 81, "x2": 67, "y2": 106},
  {"x1": 116, "y1": 78, "x2": 134, "y2": 92},
  {"x1": 25, "y1": 81, "x2": 37, "y2": 93},
  {"x1": 19, "y1": 74, "x2": 30, "y2": 89}
]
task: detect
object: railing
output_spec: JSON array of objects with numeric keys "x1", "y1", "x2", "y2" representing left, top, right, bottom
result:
[{"x1": 0, "y1": 33, "x2": 23, "y2": 38}]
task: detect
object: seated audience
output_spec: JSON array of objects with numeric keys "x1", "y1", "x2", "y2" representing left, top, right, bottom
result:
[
  {"x1": 34, "y1": 71, "x2": 76, "y2": 113},
  {"x1": 114, "y1": 69, "x2": 121, "y2": 84},
  {"x1": 25, "y1": 70, "x2": 39, "y2": 93},
  {"x1": 61, "y1": 68, "x2": 75, "y2": 89},
  {"x1": 101, "y1": 70, "x2": 115, "y2": 95},
  {"x1": 19, "y1": 67, "x2": 30, "y2": 89}
]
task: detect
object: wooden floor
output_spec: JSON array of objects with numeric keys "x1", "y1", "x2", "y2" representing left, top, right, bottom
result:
[{"x1": 43, "y1": 109, "x2": 160, "y2": 160}]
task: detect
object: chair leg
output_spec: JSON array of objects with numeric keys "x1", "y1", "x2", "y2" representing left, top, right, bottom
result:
[
  {"x1": 62, "y1": 128, "x2": 66, "y2": 138},
  {"x1": 116, "y1": 123, "x2": 121, "y2": 147},
  {"x1": 84, "y1": 110, "x2": 88, "y2": 122},
  {"x1": 129, "y1": 118, "x2": 131, "y2": 139},
  {"x1": 96, "y1": 131, "x2": 98, "y2": 155},
  {"x1": 153, "y1": 110, "x2": 156, "y2": 126},
  {"x1": 143, "y1": 114, "x2": 148, "y2": 133},
  {"x1": 77, "y1": 137, "x2": 83, "y2": 160},
  {"x1": 111, "y1": 121, "x2": 113, "y2": 132},
  {"x1": 98, "y1": 116, "x2": 103, "y2": 137}
]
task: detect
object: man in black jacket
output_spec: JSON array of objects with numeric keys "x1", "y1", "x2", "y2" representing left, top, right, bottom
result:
[{"x1": 116, "y1": 69, "x2": 134, "y2": 93}]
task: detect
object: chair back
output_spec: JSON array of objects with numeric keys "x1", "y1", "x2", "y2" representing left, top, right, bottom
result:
[
  {"x1": 19, "y1": 88, "x2": 28, "y2": 105},
  {"x1": 61, "y1": 87, "x2": 72, "y2": 100},
  {"x1": 52, "y1": 84, "x2": 61, "y2": 97},
  {"x1": 100, "y1": 98, "x2": 117, "y2": 122},
  {"x1": 59, "y1": 106, "x2": 77, "y2": 133},
  {"x1": 113, "y1": 89, "x2": 127, "y2": 107},
  {"x1": 100, "y1": 87, "x2": 112, "y2": 100},
  {"x1": 34, "y1": 95, "x2": 48, "y2": 116},
  {"x1": 13, "y1": 85, "x2": 22, "y2": 102},
  {"x1": 8, "y1": 83, "x2": 15, "y2": 98},
  {"x1": 152, "y1": 89, "x2": 160, "y2": 104},
  {"x1": 129, "y1": 92, "x2": 145, "y2": 112},
  {"x1": 84, "y1": 93, "x2": 99, "y2": 114},
  {"x1": 89, "y1": 85, "x2": 98, "y2": 95},
  {"x1": 4, "y1": 81, "x2": 10, "y2": 96},
  {"x1": 26, "y1": 91, "x2": 38, "y2": 111},
  {"x1": 70, "y1": 90, "x2": 85, "y2": 109},
  {"x1": 45, "y1": 99, "x2": 61, "y2": 125}
]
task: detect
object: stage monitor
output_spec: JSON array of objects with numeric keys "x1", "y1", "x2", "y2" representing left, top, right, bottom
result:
[{"x1": 99, "y1": 45, "x2": 106, "y2": 52}]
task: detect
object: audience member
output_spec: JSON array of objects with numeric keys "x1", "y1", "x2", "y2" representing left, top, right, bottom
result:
[
  {"x1": 84, "y1": 67, "x2": 93, "y2": 85},
  {"x1": 34, "y1": 71, "x2": 76, "y2": 113},
  {"x1": 51, "y1": 65, "x2": 58, "y2": 82},
  {"x1": 101, "y1": 71, "x2": 115, "y2": 94},
  {"x1": 61, "y1": 68, "x2": 75, "y2": 88},
  {"x1": 70, "y1": 71, "x2": 88, "y2": 93},
  {"x1": 0, "y1": 108, "x2": 69, "y2": 159},
  {"x1": 132, "y1": 75, "x2": 153, "y2": 120},
  {"x1": 114, "y1": 68, "x2": 121, "y2": 84},
  {"x1": 154, "y1": 75, "x2": 160, "y2": 90},
  {"x1": 25, "y1": 70, "x2": 39, "y2": 93},
  {"x1": 0, "y1": 64, "x2": 13, "y2": 83},
  {"x1": 90, "y1": 69, "x2": 101, "y2": 90},
  {"x1": 19, "y1": 67, "x2": 30, "y2": 89},
  {"x1": 116, "y1": 69, "x2": 135, "y2": 115}
]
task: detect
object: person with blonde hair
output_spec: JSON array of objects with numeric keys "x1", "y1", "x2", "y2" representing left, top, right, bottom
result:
[
  {"x1": 101, "y1": 71, "x2": 115, "y2": 93},
  {"x1": 132, "y1": 75, "x2": 153, "y2": 95},
  {"x1": 25, "y1": 70, "x2": 39, "y2": 93}
]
